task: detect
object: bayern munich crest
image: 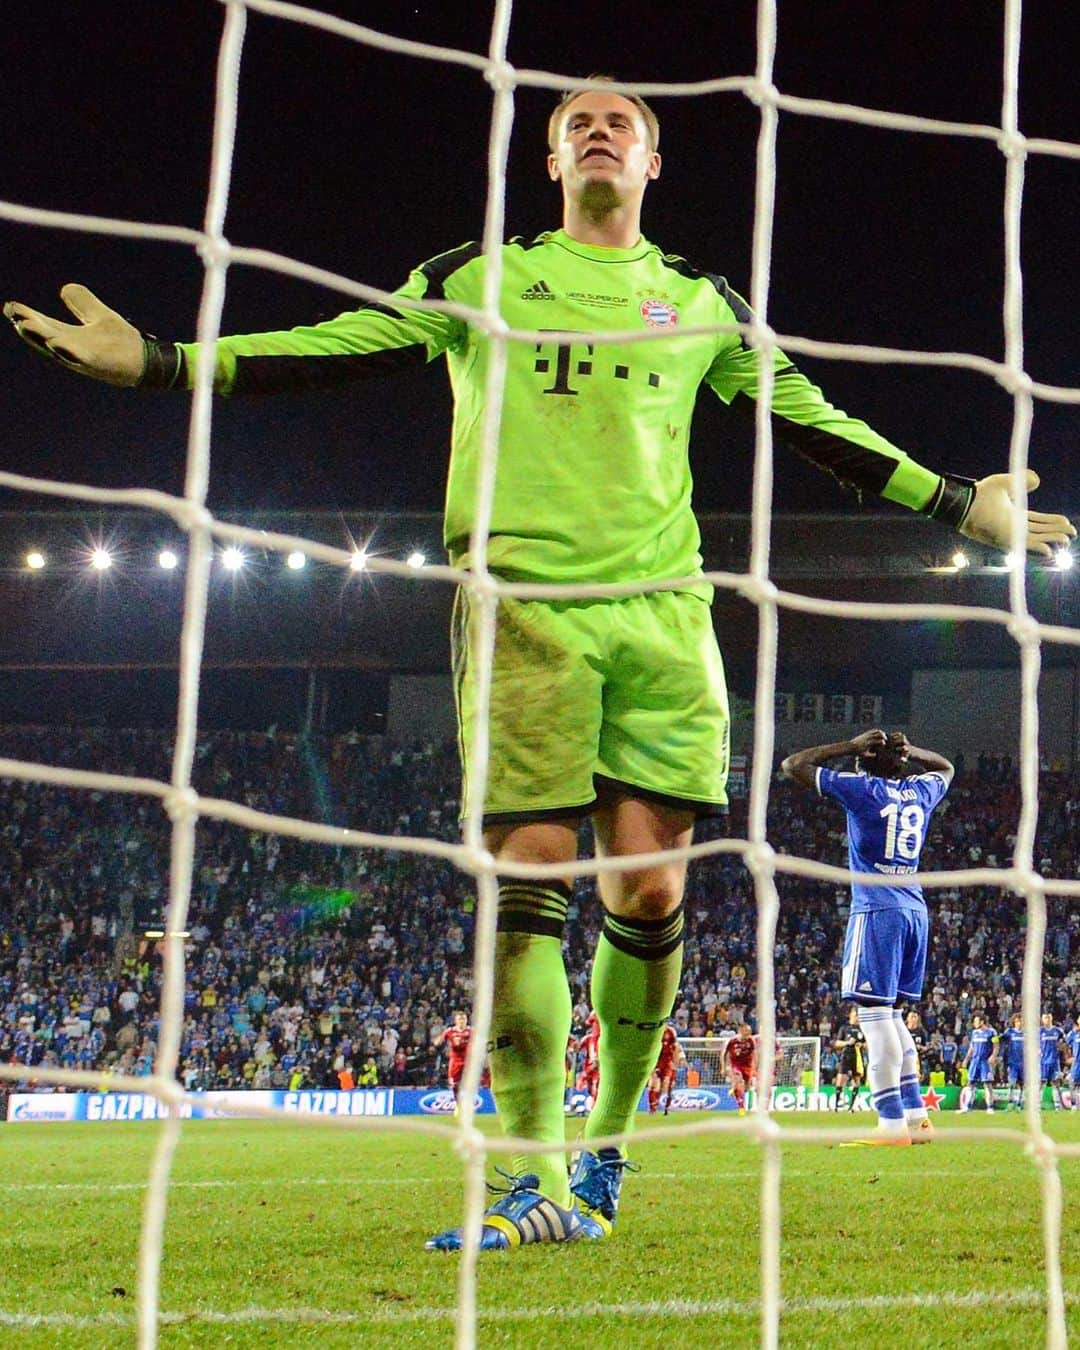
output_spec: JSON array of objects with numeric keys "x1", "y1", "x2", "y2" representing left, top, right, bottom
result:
[{"x1": 639, "y1": 298, "x2": 679, "y2": 328}]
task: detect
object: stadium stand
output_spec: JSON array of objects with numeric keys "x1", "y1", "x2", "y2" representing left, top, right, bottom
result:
[{"x1": 2, "y1": 725, "x2": 1078, "y2": 1104}]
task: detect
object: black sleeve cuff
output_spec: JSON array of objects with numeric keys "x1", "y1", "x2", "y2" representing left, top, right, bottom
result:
[
  {"x1": 138, "y1": 338, "x2": 184, "y2": 390},
  {"x1": 922, "y1": 473, "x2": 976, "y2": 530}
]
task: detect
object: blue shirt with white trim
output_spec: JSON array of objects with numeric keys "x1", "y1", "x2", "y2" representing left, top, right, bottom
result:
[
  {"x1": 1002, "y1": 1026, "x2": 1025, "y2": 1069},
  {"x1": 1040, "y1": 1024, "x2": 1064, "y2": 1076},
  {"x1": 816, "y1": 768, "x2": 949, "y2": 914},
  {"x1": 968, "y1": 1025, "x2": 998, "y2": 1066}
]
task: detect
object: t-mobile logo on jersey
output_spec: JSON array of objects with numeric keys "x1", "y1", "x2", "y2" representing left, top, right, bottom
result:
[{"x1": 534, "y1": 334, "x2": 661, "y2": 395}]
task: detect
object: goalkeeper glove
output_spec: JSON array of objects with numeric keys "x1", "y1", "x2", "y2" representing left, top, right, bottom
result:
[
  {"x1": 3, "y1": 284, "x2": 181, "y2": 388},
  {"x1": 925, "y1": 469, "x2": 1076, "y2": 557}
]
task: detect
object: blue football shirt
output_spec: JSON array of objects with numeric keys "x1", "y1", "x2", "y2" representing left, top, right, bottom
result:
[
  {"x1": 968, "y1": 1026, "x2": 998, "y2": 1065},
  {"x1": 817, "y1": 768, "x2": 950, "y2": 914},
  {"x1": 1040, "y1": 1024, "x2": 1064, "y2": 1074},
  {"x1": 1002, "y1": 1026, "x2": 1025, "y2": 1068}
]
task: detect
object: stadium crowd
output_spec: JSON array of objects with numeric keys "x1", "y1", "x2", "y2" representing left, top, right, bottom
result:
[{"x1": 1, "y1": 724, "x2": 1079, "y2": 1095}]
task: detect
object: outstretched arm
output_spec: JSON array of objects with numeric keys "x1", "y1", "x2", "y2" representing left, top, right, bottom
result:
[
  {"x1": 5, "y1": 250, "x2": 473, "y2": 396},
  {"x1": 703, "y1": 282, "x2": 1076, "y2": 557},
  {"x1": 779, "y1": 728, "x2": 887, "y2": 790}
]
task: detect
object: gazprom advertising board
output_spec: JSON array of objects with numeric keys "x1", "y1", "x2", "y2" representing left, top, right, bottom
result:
[{"x1": 4, "y1": 1088, "x2": 502, "y2": 1121}]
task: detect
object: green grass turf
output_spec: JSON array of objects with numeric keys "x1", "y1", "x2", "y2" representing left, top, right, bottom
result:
[{"x1": 1, "y1": 1112, "x2": 1079, "y2": 1348}]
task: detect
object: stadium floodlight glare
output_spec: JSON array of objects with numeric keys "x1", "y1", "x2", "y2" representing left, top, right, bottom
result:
[
  {"x1": 350, "y1": 550, "x2": 369, "y2": 571},
  {"x1": 286, "y1": 550, "x2": 306, "y2": 571},
  {"x1": 158, "y1": 549, "x2": 179, "y2": 571},
  {"x1": 1003, "y1": 551, "x2": 1020, "y2": 571},
  {"x1": 951, "y1": 550, "x2": 970, "y2": 570},
  {"x1": 1053, "y1": 548, "x2": 1074, "y2": 571},
  {"x1": 406, "y1": 550, "x2": 426, "y2": 568},
  {"x1": 221, "y1": 546, "x2": 245, "y2": 572},
  {"x1": 25, "y1": 550, "x2": 46, "y2": 570},
  {"x1": 89, "y1": 548, "x2": 113, "y2": 571}
]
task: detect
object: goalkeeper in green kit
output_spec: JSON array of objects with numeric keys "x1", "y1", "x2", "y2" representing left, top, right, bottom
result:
[{"x1": 6, "y1": 80, "x2": 1074, "y2": 1253}]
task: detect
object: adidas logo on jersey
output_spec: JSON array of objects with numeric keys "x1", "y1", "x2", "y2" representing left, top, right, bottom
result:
[
  {"x1": 859, "y1": 981, "x2": 873, "y2": 992},
  {"x1": 521, "y1": 280, "x2": 555, "y2": 299}
]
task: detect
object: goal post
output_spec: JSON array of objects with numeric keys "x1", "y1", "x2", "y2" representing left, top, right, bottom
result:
[{"x1": 679, "y1": 1035, "x2": 821, "y2": 1093}]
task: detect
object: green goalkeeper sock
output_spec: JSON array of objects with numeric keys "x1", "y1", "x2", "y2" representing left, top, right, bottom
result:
[
  {"x1": 584, "y1": 906, "x2": 684, "y2": 1147},
  {"x1": 488, "y1": 881, "x2": 573, "y2": 1206}
]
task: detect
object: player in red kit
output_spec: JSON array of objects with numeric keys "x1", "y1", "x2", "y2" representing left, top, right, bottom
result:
[
  {"x1": 647, "y1": 1024, "x2": 685, "y2": 1114},
  {"x1": 564, "y1": 1032, "x2": 580, "y2": 1113},
  {"x1": 439, "y1": 1010, "x2": 472, "y2": 1101},
  {"x1": 576, "y1": 1012, "x2": 601, "y2": 1110},
  {"x1": 724, "y1": 1024, "x2": 758, "y2": 1114}
]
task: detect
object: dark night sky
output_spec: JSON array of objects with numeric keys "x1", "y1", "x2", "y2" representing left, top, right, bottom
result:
[{"x1": 2, "y1": 1, "x2": 1078, "y2": 524}]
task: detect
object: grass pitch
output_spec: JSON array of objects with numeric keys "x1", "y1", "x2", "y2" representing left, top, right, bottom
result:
[{"x1": 2, "y1": 1112, "x2": 1079, "y2": 1348}]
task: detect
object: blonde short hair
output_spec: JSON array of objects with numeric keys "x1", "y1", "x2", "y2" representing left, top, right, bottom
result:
[{"x1": 547, "y1": 76, "x2": 660, "y2": 154}]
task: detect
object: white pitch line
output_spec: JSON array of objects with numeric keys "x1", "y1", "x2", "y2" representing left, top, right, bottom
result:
[
  {"x1": 0, "y1": 1170, "x2": 801, "y2": 1194},
  {"x1": 0, "y1": 1171, "x2": 766, "y2": 1195},
  {"x1": 0, "y1": 1165, "x2": 1031, "y2": 1194},
  {"x1": 0, "y1": 1287, "x2": 1075, "y2": 1330},
  {"x1": 647, "y1": 1166, "x2": 1017, "y2": 1178},
  {"x1": 0, "y1": 1177, "x2": 412, "y2": 1193}
]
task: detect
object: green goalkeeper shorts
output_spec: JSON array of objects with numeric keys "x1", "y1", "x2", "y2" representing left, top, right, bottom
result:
[{"x1": 452, "y1": 588, "x2": 729, "y2": 823}]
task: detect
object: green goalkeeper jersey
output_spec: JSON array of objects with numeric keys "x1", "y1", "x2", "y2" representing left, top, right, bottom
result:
[{"x1": 177, "y1": 229, "x2": 942, "y2": 586}]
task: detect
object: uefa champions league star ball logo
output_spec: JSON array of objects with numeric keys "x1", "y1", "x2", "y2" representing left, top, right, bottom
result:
[{"x1": 639, "y1": 298, "x2": 679, "y2": 328}]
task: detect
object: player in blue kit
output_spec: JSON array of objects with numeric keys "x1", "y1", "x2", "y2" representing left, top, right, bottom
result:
[
  {"x1": 1040, "y1": 1013, "x2": 1067, "y2": 1110},
  {"x1": 1002, "y1": 1013, "x2": 1026, "y2": 1110},
  {"x1": 960, "y1": 1015, "x2": 998, "y2": 1111},
  {"x1": 781, "y1": 728, "x2": 953, "y2": 1145},
  {"x1": 1066, "y1": 1018, "x2": 1080, "y2": 1110}
]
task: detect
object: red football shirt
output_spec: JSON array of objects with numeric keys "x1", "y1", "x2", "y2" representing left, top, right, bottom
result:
[
  {"x1": 655, "y1": 1026, "x2": 679, "y2": 1070},
  {"x1": 442, "y1": 1027, "x2": 471, "y2": 1067},
  {"x1": 727, "y1": 1036, "x2": 756, "y2": 1073}
]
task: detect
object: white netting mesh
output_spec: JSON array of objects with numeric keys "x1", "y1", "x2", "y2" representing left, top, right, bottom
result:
[{"x1": 2, "y1": 2, "x2": 1080, "y2": 1347}]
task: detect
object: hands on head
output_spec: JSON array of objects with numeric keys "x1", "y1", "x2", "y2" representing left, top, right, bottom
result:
[
  {"x1": 851, "y1": 729, "x2": 888, "y2": 759},
  {"x1": 851, "y1": 728, "x2": 909, "y2": 769}
]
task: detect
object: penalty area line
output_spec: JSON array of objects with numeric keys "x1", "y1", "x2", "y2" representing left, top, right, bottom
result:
[{"x1": 0, "y1": 1287, "x2": 1074, "y2": 1329}]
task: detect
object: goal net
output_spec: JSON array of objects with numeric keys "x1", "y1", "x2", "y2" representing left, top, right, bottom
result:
[
  {"x1": 680, "y1": 1036, "x2": 821, "y2": 1093},
  {"x1": 1, "y1": 3, "x2": 1079, "y2": 1349}
]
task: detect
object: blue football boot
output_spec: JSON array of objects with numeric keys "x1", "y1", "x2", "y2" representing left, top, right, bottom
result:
[
  {"x1": 569, "y1": 1147, "x2": 638, "y2": 1226},
  {"x1": 425, "y1": 1168, "x2": 609, "y2": 1251}
]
